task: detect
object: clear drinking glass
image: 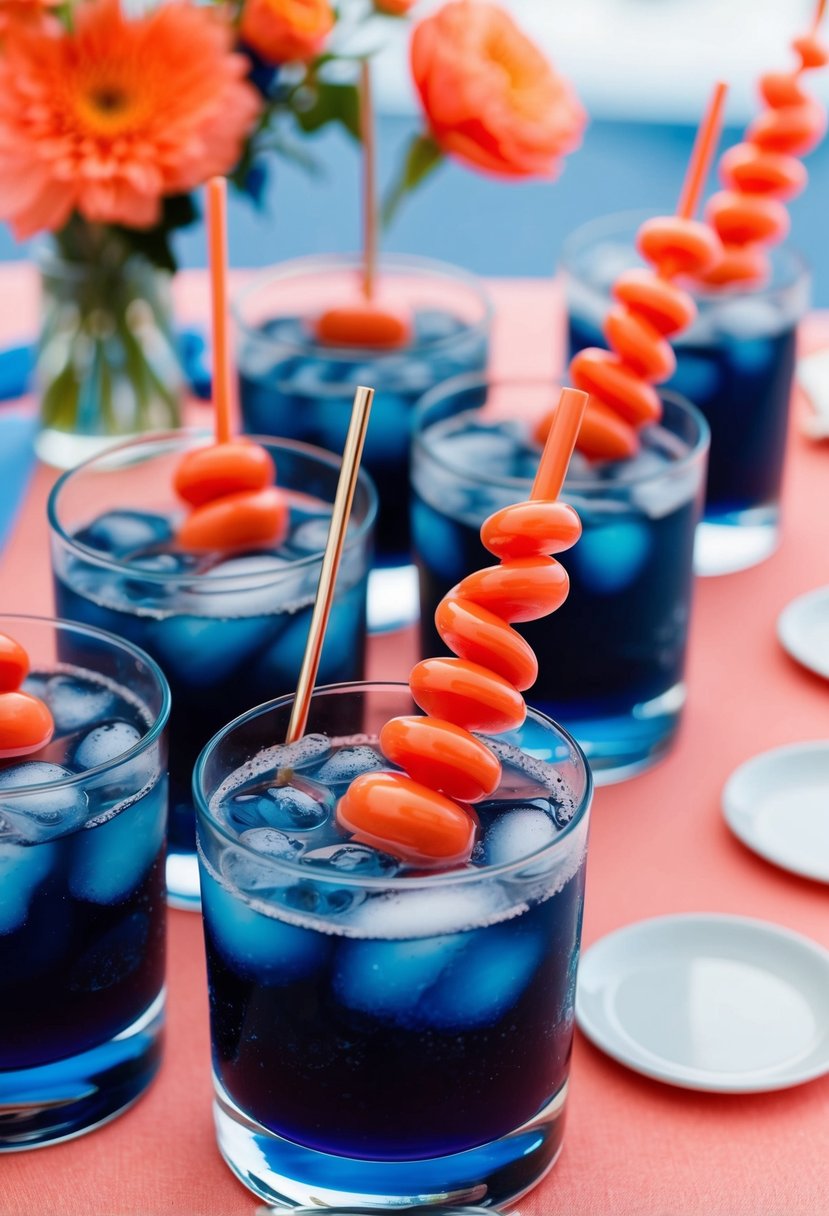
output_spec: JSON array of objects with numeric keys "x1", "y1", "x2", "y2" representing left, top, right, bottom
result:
[
  {"x1": 561, "y1": 211, "x2": 809, "y2": 575},
  {"x1": 412, "y1": 377, "x2": 709, "y2": 783},
  {"x1": 48, "y1": 432, "x2": 376, "y2": 907},
  {"x1": 0, "y1": 614, "x2": 169, "y2": 1149},
  {"x1": 234, "y1": 254, "x2": 492, "y2": 631},
  {"x1": 194, "y1": 682, "x2": 592, "y2": 1209}
]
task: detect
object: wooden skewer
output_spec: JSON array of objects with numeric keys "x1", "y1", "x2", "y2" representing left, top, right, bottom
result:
[{"x1": 285, "y1": 385, "x2": 375, "y2": 743}]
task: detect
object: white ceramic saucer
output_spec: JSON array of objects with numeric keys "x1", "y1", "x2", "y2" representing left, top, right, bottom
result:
[
  {"x1": 777, "y1": 586, "x2": 829, "y2": 680},
  {"x1": 576, "y1": 914, "x2": 829, "y2": 1092},
  {"x1": 722, "y1": 741, "x2": 829, "y2": 884}
]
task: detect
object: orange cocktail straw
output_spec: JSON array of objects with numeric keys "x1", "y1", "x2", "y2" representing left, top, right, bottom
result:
[
  {"x1": 336, "y1": 387, "x2": 588, "y2": 868},
  {"x1": 207, "y1": 176, "x2": 232, "y2": 445},
  {"x1": 532, "y1": 386, "x2": 592, "y2": 500},
  {"x1": 676, "y1": 81, "x2": 729, "y2": 221}
]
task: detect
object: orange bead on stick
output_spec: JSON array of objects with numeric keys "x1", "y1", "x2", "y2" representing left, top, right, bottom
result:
[
  {"x1": 338, "y1": 772, "x2": 476, "y2": 869},
  {"x1": 0, "y1": 634, "x2": 54, "y2": 760},
  {"x1": 335, "y1": 387, "x2": 588, "y2": 868},
  {"x1": 312, "y1": 61, "x2": 412, "y2": 350},
  {"x1": 0, "y1": 632, "x2": 29, "y2": 693},
  {"x1": 0, "y1": 693, "x2": 54, "y2": 760},
  {"x1": 535, "y1": 81, "x2": 728, "y2": 462},
  {"x1": 174, "y1": 178, "x2": 287, "y2": 552}
]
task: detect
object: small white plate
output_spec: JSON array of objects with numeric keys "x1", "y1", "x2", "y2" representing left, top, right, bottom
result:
[
  {"x1": 576, "y1": 914, "x2": 829, "y2": 1092},
  {"x1": 777, "y1": 586, "x2": 829, "y2": 680},
  {"x1": 722, "y1": 742, "x2": 829, "y2": 884}
]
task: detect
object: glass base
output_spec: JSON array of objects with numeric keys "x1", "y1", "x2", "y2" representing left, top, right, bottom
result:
[
  {"x1": 213, "y1": 1075, "x2": 568, "y2": 1209},
  {"x1": 0, "y1": 989, "x2": 164, "y2": 1151},
  {"x1": 367, "y1": 564, "x2": 419, "y2": 634},
  {"x1": 537, "y1": 683, "x2": 685, "y2": 786},
  {"x1": 166, "y1": 850, "x2": 201, "y2": 910},
  {"x1": 694, "y1": 506, "x2": 779, "y2": 577},
  {"x1": 36, "y1": 426, "x2": 147, "y2": 471}
]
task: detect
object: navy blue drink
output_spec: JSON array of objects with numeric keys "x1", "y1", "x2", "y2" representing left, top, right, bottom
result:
[
  {"x1": 238, "y1": 310, "x2": 487, "y2": 566},
  {"x1": 0, "y1": 654, "x2": 167, "y2": 1148},
  {"x1": 412, "y1": 392, "x2": 708, "y2": 780},
  {"x1": 195, "y1": 686, "x2": 591, "y2": 1207},
  {"x1": 562, "y1": 218, "x2": 807, "y2": 574},
  {"x1": 234, "y1": 256, "x2": 490, "y2": 629},
  {"x1": 568, "y1": 310, "x2": 795, "y2": 519},
  {"x1": 52, "y1": 487, "x2": 370, "y2": 902}
]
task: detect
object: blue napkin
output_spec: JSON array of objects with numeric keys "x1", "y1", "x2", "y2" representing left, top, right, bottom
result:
[
  {"x1": 0, "y1": 328, "x2": 212, "y2": 403},
  {"x1": 0, "y1": 410, "x2": 39, "y2": 551}
]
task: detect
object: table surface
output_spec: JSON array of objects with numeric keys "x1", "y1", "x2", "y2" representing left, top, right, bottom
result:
[{"x1": 1, "y1": 269, "x2": 829, "y2": 1216}]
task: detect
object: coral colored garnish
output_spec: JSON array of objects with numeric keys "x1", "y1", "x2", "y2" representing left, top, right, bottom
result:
[
  {"x1": 336, "y1": 387, "x2": 588, "y2": 869},
  {"x1": 410, "y1": 1, "x2": 585, "y2": 178},
  {"x1": 699, "y1": 2, "x2": 827, "y2": 287},
  {"x1": 175, "y1": 179, "x2": 287, "y2": 553},
  {"x1": 535, "y1": 83, "x2": 727, "y2": 461},
  {"x1": 0, "y1": 0, "x2": 259, "y2": 240},
  {"x1": 0, "y1": 633, "x2": 29, "y2": 693},
  {"x1": 174, "y1": 440, "x2": 275, "y2": 508},
  {"x1": 0, "y1": 633, "x2": 54, "y2": 760},
  {"x1": 240, "y1": 0, "x2": 334, "y2": 65},
  {"x1": 313, "y1": 301, "x2": 412, "y2": 350},
  {"x1": 177, "y1": 485, "x2": 287, "y2": 553},
  {"x1": 311, "y1": 61, "x2": 413, "y2": 351}
]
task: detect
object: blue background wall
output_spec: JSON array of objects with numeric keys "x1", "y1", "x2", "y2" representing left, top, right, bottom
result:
[{"x1": 2, "y1": 116, "x2": 827, "y2": 303}]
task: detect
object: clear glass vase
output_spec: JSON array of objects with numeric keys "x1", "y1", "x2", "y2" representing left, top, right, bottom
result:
[{"x1": 36, "y1": 241, "x2": 184, "y2": 468}]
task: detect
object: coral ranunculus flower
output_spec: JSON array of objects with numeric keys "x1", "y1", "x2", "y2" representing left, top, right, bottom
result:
[
  {"x1": 0, "y1": 0, "x2": 260, "y2": 239},
  {"x1": 240, "y1": 0, "x2": 334, "y2": 65},
  {"x1": 411, "y1": 1, "x2": 586, "y2": 178}
]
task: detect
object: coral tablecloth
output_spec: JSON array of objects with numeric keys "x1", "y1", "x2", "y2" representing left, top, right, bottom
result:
[{"x1": 1, "y1": 266, "x2": 828, "y2": 1216}]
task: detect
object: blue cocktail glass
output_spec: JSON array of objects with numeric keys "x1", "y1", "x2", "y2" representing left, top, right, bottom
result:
[
  {"x1": 0, "y1": 614, "x2": 169, "y2": 1149},
  {"x1": 194, "y1": 681, "x2": 591, "y2": 1208},
  {"x1": 48, "y1": 433, "x2": 376, "y2": 907}
]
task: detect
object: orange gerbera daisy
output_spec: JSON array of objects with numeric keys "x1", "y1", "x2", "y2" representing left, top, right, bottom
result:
[{"x1": 0, "y1": 0, "x2": 261, "y2": 239}]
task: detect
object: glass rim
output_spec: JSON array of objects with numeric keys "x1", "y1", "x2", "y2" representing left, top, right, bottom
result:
[
  {"x1": 0, "y1": 613, "x2": 170, "y2": 796},
  {"x1": 231, "y1": 251, "x2": 494, "y2": 363},
  {"x1": 193, "y1": 679, "x2": 593, "y2": 892},
  {"x1": 413, "y1": 375, "x2": 710, "y2": 494},
  {"x1": 559, "y1": 207, "x2": 810, "y2": 302},
  {"x1": 47, "y1": 429, "x2": 378, "y2": 586}
]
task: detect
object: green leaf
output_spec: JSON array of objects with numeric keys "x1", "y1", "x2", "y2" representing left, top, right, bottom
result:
[
  {"x1": 109, "y1": 194, "x2": 199, "y2": 274},
  {"x1": 294, "y1": 81, "x2": 362, "y2": 142},
  {"x1": 381, "y1": 134, "x2": 443, "y2": 228}
]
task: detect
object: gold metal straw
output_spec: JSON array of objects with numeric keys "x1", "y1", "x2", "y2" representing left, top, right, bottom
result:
[{"x1": 285, "y1": 384, "x2": 375, "y2": 743}]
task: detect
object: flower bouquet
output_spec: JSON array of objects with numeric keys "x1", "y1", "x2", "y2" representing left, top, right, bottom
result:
[{"x1": 0, "y1": 0, "x2": 584, "y2": 465}]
